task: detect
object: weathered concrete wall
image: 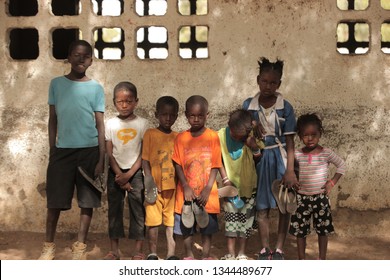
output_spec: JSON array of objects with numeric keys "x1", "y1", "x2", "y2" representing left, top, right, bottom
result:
[{"x1": 1, "y1": 0, "x2": 389, "y2": 237}]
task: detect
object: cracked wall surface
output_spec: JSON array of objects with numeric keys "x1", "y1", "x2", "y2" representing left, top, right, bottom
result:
[{"x1": 0, "y1": 0, "x2": 389, "y2": 237}]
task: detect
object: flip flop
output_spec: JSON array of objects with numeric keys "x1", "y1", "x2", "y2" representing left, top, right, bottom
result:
[
  {"x1": 218, "y1": 185, "x2": 239, "y2": 198},
  {"x1": 181, "y1": 201, "x2": 195, "y2": 228},
  {"x1": 192, "y1": 201, "x2": 209, "y2": 228},
  {"x1": 144, "y1": 175, "x2": 158, "y2": 204},
  {"x1": 227, "y1": 195, "x2": 245, "y2": 209},
  {"x1": 271, "y1": 179, "x2": 288, "y2": 214},
  {"x1": 78, "y1": 154, "x2": 109, "y2": 193},
  {"x1": 286, "y1": 188, "x2": 298, "y2": 214}
]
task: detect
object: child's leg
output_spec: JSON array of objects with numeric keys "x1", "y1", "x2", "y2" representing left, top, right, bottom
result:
[
  {"x1": 165, "y1": 226, "x2": 176, "y2": 258},
  {"x1": 257, "y1": 209, "x2": 271, "y2": 249},
  {"x1": 318, "y1": 235, "x2": 328, "y2": 260},
  {"x1": 227, "y1": 237, "x2": 236, "y2": 256},
  {"x1": 297, "y1": 237, "x2": 306, "y2": 260},
  {"x1": 45, "y1": 208, "x2": 61, "y2": 242},
  {"x1": 109, "y1": 238, "x2": 120, "y2": 255},
  {"x1": 148, "y1": 226, "x2": 159, "y2": 255},
  {"x1": 201, "y1": 234, "x2": 212, "y2": 258},
  {"x1": 183, "y1": 234, "x2": 194, "y2": 258},
  {"x1": 237, "y1": 237, "x2": 247, "y2": 256},
  {"x1": 275, "y1": 211, "x2": 291, "y2": 251},
  {"x1": 78, "y1": 208, "x2": 93, "y2": 243}
]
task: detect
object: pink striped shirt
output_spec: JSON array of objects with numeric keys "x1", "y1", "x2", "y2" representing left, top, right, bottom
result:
[{"x1": 295, "y1": 147, "x2": 346, "y2": 195}]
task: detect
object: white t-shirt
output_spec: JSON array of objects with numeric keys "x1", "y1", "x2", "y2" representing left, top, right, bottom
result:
[{"x1": 105, "y1": 116, "x2": 149, "y2": 169}]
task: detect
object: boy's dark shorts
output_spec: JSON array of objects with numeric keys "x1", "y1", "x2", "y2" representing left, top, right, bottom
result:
[
  {"x1": 289, "y1": 193, "x2": 334, "y2": 238},
  {"x1": 46, "y1": 146, "x2": 101, "y2": 210},
  {"x1": 173, "y1": 213, "x2": 219, "y2": 236}
]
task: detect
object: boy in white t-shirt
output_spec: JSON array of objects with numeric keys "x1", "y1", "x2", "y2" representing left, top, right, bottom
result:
[{"x1": 104, "y1": 81, "x2": 149, "y2": 260}]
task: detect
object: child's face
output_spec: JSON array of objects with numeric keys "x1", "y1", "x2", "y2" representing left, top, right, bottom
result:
[
  {"x1": 68, "y1": 45, "x2": 92, "y2": 74},
  {"x1": 299, "y1": 124, "x2": 321, "y2": 151},
  {"x1": 155, "y1": 104, "x2": 178, "y2": 133},
  {"x1": 230, "y1": 124, "x2": 252, "y2": 143},
  {"x1": 257, "y1": 70, "x2": 281, "y2": 97},
  {"x1": 113, "y1": 90, "x2": 138, "y2": 119},
  {"x1": 185, "y1": 103, "x2": 208, "y2": 133}
]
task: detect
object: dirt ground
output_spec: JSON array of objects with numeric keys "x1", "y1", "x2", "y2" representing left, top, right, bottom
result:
[{"x1": 1, "y1": 214, "x2": 390, "y2": 260}]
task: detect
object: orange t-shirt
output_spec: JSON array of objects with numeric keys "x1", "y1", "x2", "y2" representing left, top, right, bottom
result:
[{"x1": 172, "y1": 128, "x2": 222, "y2": 214}]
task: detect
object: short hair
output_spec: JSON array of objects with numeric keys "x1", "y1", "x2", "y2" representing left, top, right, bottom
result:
[
  {"x1": 156, "y1": 96, "x2": 179, "y2": 113},
  {"x1": 228, "y1": 109, "x2": 253, "y2": 131},
  {"x1": 296, "y1": 113, "x2": 324, "y2": 136},
  {"x1": 68, "y1": 40, "x2": 92, "y2": 56},
  {"x1": 113, "y1": 81, "x2": 138, "y2": 99},
  {"x1": 185, "y1": 95, "x2": 208, "y2": 112},
  {"x1": 258, "y1": 57, "x2": 284, "y2": 79}
]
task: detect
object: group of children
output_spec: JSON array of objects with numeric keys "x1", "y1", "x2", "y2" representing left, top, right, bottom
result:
[{"x1": 39, "y1": 40, "x2": 346, "y2": 261}]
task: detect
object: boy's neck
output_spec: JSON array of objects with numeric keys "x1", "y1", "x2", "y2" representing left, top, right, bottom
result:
[
  {"x1": 65, "y1": 72, "x2": 90, "y2": 81},
  {"x1": 157, "y1": 126, "x2": 172, "y2": 134},
  {"x1": 117, "y1": 113, "x2": 136, "y2": 121},
  {"x1": 190, "y1": 126, "x2": 206, "y2": 137}
]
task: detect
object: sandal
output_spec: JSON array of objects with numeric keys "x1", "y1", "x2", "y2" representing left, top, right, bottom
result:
[
  {"x1": 131, "y1": 252, "x2": 145, "y2": 260},
  {"x1": 147, "y1": 253, "x2": 159, "y2": 260},
  {"x1": 271, "y1": 179, "x2": 287, "y2": 214},
  {"x1": 227, "y1": 195, "x2": 245, "y2": 209},
  {"x1": 103, "y1": 251, "x2": 120, "y2": 260},
  {"x1": 144, "y1": 175, "x2": 158, "y2": 204},
  {"x1": 78, "y1": 154, "x2": 109, "y2": 193},
  {"x1": 192, "y1": 201, "x2": 209, "y2": 229},
  {"x1": 220, "y1": 254, "x2": 236, "y2": 260},
  {"x1": 236, "y1": 254, "x2": 248, "y2": 260},
  {"x1": 181, "y1": 201, "x2": 195, "y2": 228},
  {"x1": 218, "y1": 185, "x2": 238, "y2": 198}
]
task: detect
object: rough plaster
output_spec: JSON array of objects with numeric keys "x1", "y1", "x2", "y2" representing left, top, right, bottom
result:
[{"x1": 0, "y1": 0, "x2": 389, "y2": 237}]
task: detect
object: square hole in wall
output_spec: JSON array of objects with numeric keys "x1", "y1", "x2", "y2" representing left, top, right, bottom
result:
[
  {"x1": 51, "y1": 0, "x2": 81, "y2": 16},
  {"x1": 93, "y1": 27, "x2": 125, "y2": 60},
  {"x1": 381, "y1": 0, "x2": 390, "y2": 9},
  {"x1": 92, "y1": 0, "x2": 123, "y2": 16},
  {"x1": 52, "y1": 29, "x2": 81, "y2": 59},
  {"x1": 178, "y1": 0, "x2": 207, "y2": 15},
  {"x1": 337, "y1": 0, "x2": 369, "y2": 10},
  {"x1": 179, "y1": 26, "x2": 208, "y2": 59},
  {"x1": 135, "y1": 0, "x2": 167, "y2": 16},
  {"x1": 9, "y1": 28, "x2": 39, "y2": 60},
  {"x1": 8, "y1": 0, "x2": 38, "y2": 16},
  {"x1": 381, "y1": 22, "x2": 390, "y2": 53},
  {"x1": 137, "y1": 26, "x2": 168, "y2": 59},
  {"x1": 337, "y1": 22, "x2": 369, "y2": 54}
]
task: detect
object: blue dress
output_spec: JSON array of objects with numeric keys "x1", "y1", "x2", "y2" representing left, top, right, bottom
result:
[{"x1": 243, "y1": 92, "x2": 296, "y2": 210}]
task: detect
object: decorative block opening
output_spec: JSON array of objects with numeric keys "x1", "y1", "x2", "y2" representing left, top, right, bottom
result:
[
  {"x1": 381, "y1": 0, "x2": 390, "y2": 9},
  {"x1": 178, "y1": 0, "x2": 207, "y2": 15},
  {"x1": 52, "y1": 29, "x2": 81, "y2": 59},
  {"x1": 135, "y1": 0, "x2": 167, "y2": 16},
  {"x1": 337, "y1": 22, "x2": 369, "y2": 55},
  {"x1": 381, "y1": 22, "x2": 390, "y2": 53},
  {"x1": 8, "y1": 0, "x2": 38, "y2": 16},
  {"x1": 93, "y1": 27, "x2": 125, "y2": 60},
  {"x1": 92, "y1": 0, "x2": 123, "y2": 16},
  {"x1": 179, "y1": 26, "x2": 208, "y2": 59},
  {"x1": 9, "y1": 28, "x2": 39, "y2": 60},
  {"x1": 337, "y1": 0, "x2": 369, "y2": 10},
  {"x1": 51, "y1": 0, "x2": 81, "y2": 16},
  {"x1": 137, "y1": 26, "x2": 168, "y2": 59}
]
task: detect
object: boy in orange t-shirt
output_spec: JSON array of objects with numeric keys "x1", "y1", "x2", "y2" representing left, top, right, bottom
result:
[{"x1": 172, "y1": 95, "x2": 222, "y2": 260}]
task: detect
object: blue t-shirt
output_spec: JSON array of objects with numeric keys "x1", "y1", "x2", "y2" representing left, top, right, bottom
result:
[{"x1": 48, "y1": 76, "x2": 105, "y2": 148}]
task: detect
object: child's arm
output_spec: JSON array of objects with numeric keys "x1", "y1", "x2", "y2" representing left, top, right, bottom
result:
[
  {"x1": 94, "y1": 112, "x2": 105, "y2": 177},
  {"x1": 142, "y1": 159, "x2": 152, "y2": 177},
  {"x1": 48, "y1": 105, "x2": 57, "y2": 149},
  {"x1": 322, "y1": 173, "x2": 343, "y2": 195},
  {"x1": 283, "y1": 134, "x2": 298, "y2": 188},
  {"x1": 322, "y1": 150, "x2": 346, "y2": 195},
  {"x1": 106, "y1": 140, "x2": 131, "y2": 191},
  {"x1": 219, "y1": 165, "x2": 234, "y2": 187},
  {"x1": 198, "y1": 168, "x2": 218, "y2": 206},
  {"x1": 174, "y1": 162, "x2": 196, "y2": 202},
  {"x1": 117, "y1": 154, "x2": 142, "y2": 188}
]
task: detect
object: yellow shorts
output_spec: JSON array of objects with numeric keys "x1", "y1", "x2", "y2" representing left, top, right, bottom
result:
[{"x1": 145, "y1": 189, "x2": 175, "y2": 227}]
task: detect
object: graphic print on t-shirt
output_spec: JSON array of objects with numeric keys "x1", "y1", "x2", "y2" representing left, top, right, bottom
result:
[{"x1": 117, "y1": 128, "x2": 137, "y2": 144}]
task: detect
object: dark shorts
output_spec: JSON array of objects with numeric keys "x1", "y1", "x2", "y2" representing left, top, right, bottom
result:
[
  {"x1": 289, "y1": 193, "x2": 335, "y2": 238},
  {"x1": 107, "y1": 168, "x2": 145, "y2": 240},
  {"x1": 46, "y1": 146, "x2": 101, "y2": 210},
  {"x1": 173, "y1": 213, "x2": 219, "y2": 236}
]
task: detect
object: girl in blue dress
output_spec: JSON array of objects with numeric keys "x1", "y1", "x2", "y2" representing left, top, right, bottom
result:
[{"x1": 243, "y1": 57, "x2": 297, "y2": 260}]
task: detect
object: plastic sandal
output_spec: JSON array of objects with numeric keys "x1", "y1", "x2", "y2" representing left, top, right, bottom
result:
[
  {"x1": 218, "y1": 185, "x2": 238, "y2": 198},
  {"x1": 146, "y1": 253, "x2": 159, "y2": 260},
  {"x1": 192, "y1": 201, "x2": 209, "y2": 228},
  {"x1": 228, "y1": 195, "x2": 245, "y2": 209},
  {"x1": 236, "y1": 254, "x2": 248, "y2": 260},
  {"x1": 144, "y1": 175, "x2": 158, "y2": 204},
  {"x1": 103, "y1": 252, "x2": 120, "y2": 260},
  {"x1": 220, "y1": 254, "x2": 236, "y2": 260},
  {"x1": 271, "y1": 179, "x2": 287, "y2": 214},
  {"x1": 181, "y1": 201, "x2": 195, "y2": 228},
  {"x1": 131, "y1": 253, "x2": 145, "y2": 260},
  {"x1": 78, "y1": 154, "x2": 109, "y2": 193}
]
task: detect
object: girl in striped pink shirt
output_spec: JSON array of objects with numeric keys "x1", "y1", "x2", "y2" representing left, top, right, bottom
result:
[{"x1": 289, "y1": 113, "x2": 345, "y2": 260}]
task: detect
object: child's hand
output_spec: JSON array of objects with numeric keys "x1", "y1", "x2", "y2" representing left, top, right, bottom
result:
[
  {"x1": 120, "y1": 182, "x2": 133, "y2": 192},
  {"x1": 198, "y1": 185, "x2": 212, "y2": 206},
  {"x1": 115, "y1": 173, "x2": 129, "y2": 186},
  {"x1": 321, "y1": 180, "x2": 334, "y2": 195},
  {"x1": 282, "y1": 170, "x2": 298, "y2": 189},
  {"x1": 183, "y1": 183, "x2": 196, "y2": 202},
  {"x1": 94, "y1": 160, "x2": 104, "y2": 177},
  {"x1": 252, "y1": 120, "x2": 266, "y2": 139},
  {"x1": 245, "y1": 135, "x2": 258, "y2": 151}
]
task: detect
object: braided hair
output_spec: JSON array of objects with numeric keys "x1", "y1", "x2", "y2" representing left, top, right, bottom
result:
[{"x1": 258, "y1": 57, "x2": 284, "y2": 79}]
